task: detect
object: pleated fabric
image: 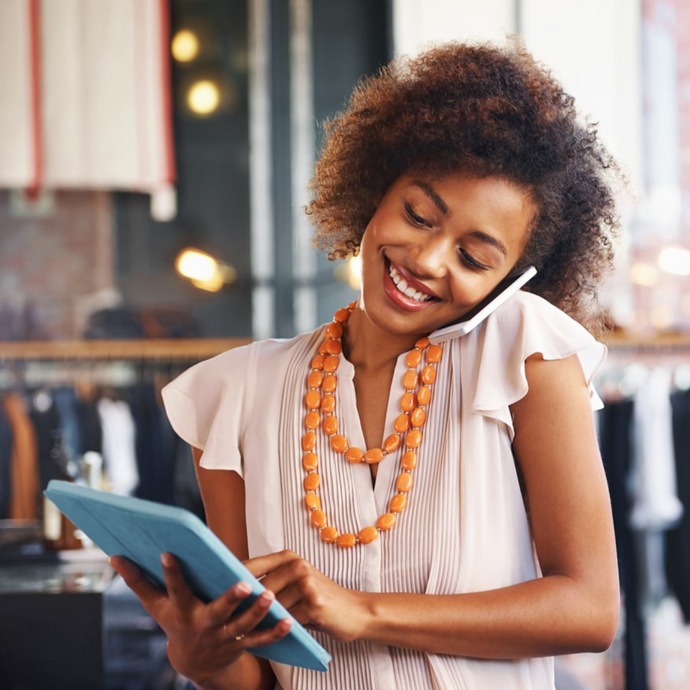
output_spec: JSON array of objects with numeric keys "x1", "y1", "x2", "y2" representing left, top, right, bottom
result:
[{"x1": 162, "y1": 290, "x2": 607, "y2": 690}]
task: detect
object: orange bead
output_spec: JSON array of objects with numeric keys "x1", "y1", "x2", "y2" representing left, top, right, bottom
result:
[
  {"x1": 333, "y1": 308, "x2": 351, "y2": 323},
  {"x1": 383, "y1": 434, "x2": 401, "y2": 454},
  {"x1": 426, "y1": 344, "x2": 443, "y2": 363},
  {"x1": 320, "y1": 526, "x2": 338, "y2": 543},
  {"x1": 305, "y1": 411, "x2": 320, "y2": 430},
  {"x1": 401, "y1": 392, "x2": 417, "y2": 412},
  {"x1": 401, "y1": 450, "x2": 417, "y2": 470},
  {"x1": 417, "y1": 385, "x2": 431, "y2": 406},
  {"x1": 324, "y1": 355, "x2": 340, "y2": 373},
  {"x1": 394, "y1": 413, "x2": 411, "y2": 434},
  {"x1": 345, "y1": 447, "x2": 364, "y2": 463},
  {"x1": 325, "y1": 322, "x2": 343, "y2": 338},
  {"x1": 377, "y1": 512, "x2": 397, "y2": 530},
  {"x1": 302, "y1": 432, "x2": 316, "y2": 451},
  {"x1": 337, "y1": 533, "x2": 357, "y2": 548},
  {"x1": 415, "y1": 336, "x2": 430, "y2": 350},
  {"x1": 302, "y1": 452, "x2": 318, "y2": 471},
  {"x1": 305, "y1": 493, "x2": 321, "y2": 510},
  {"x1": 390, "y1": 494, "x2": 408, "y2": 513},
  {"x1": 421, "y1": 365, "x2": 436, "y2": 385},
  {"x1": 322, "y1": 374, "x2": 337, "y2": 392},
  {"x1": 308, "y1": 371, "x2": 323, "y2": 388},
  {"x1": 310, "y1": 510, "x2": 327, "y2": 529},
  {"x1": 330, "y1": 435, "x2": 348, "y2": 453},
  {"x1": 396, "y1": 473, "x2": 414, "y2": 493},
  {"x1": 347, "y1": 300, "x2": 358, "y2": 310},
  {"x1": 402, "y1": 370, "x2": 419, "y2": 390},
  {"x1": 304, "y1": 473, "x2": 320, "y2": 491},
  {"x1": 321, "y1": 394, "x2": 336, "y2": 414},
  {"x1": 311, "y1": 354, "x2": 325, "y2": 370},
  {"x1": 405, "y1": 429, "x2": 422, "y2": 448},
  {"x1": 405, "y1": 349, "x2": 422, "y2": 368},
  {"x1": 324, "y1": 339, "x2": 342, "y2": 355},
  {"x1": 305, "y1": 390, "x2": 321, "y2": 409},
  {"x1": 410, "y1": 407, "x2": 426, "y2": 428},
  {"x1": 364, "y1": 448, "x2": 384, "y2": 464},
  {"x1": 358, "y1": 526, "x2": 379, "y2": 544},
  {"x1": 318, "y1": 342, "x2": 329, "y2": 355},
  {"x1": 322, "y1": 415, "x2": 338, "y2": 436}
]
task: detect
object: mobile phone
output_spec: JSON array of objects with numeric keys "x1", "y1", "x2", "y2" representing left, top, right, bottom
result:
[{"x1": 428, "y1": 266, "x2": 537, "y2": 344}]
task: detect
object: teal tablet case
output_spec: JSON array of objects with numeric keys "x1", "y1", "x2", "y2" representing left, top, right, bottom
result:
[{"x1": 44, "y1": 480, "x2": 331, "y2": 672}]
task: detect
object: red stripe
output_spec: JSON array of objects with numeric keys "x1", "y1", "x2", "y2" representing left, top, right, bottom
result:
[
  {"x1": 27, "y1": 0, "x2": 43, "y2": 194},
  {"x1": 158, "y1": 0, "x2": 176, "y2": 184}
]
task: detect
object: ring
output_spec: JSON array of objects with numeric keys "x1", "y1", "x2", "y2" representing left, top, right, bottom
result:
[{"x1": 223, "y1": 623, "x2": 244, "y2": 641}]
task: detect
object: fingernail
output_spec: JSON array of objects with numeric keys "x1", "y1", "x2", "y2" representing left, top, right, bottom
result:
[
  {"x1": 161, "y1": 552, "x2": 173, "y2": 568},
  {"x1": 260, "y1": 590, "x2": 275, "y2": 604},
  {"x1": 234, "y1": 582, "x2": 251, "y2": 596},
  {"x1": 279, "y1": 618, "x2": 292, "y2": 631}
]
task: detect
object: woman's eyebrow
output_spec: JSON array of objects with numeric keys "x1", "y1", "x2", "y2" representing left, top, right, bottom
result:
[
  {"x1": 469, "y1": 230, "x2": 508, "y2": 256},
  {"x1": 411, "y1": 180, "x2": 449, "y2": 215}
]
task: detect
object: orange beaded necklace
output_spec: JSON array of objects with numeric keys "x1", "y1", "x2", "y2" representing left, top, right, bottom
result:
[{"x1": 301, "y1": 302, "x2": 443, "y2": 548}]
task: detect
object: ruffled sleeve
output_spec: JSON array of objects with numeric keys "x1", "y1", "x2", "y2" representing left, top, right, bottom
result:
[
  {"x1": 466, "y1": 291, "x2": 607, "y2": 439},
  {"x1": 160, "y1": 343, "x2": 255, "y2": 477}
]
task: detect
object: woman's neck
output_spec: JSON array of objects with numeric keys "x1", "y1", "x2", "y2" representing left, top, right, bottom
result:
[{"x1": 341, "y1": 304, "x2": 420, "y2": 372}]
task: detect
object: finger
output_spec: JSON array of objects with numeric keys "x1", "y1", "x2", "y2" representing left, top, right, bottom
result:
[
  {"x1": 243, "y1": 549, "x2": 301, "y2": 579},
  {"x1": 222, "y1": 589, "x2": 276, "y2": 639},
  {"x1": 237, "y1": 617, "x2": 293, "y2": 649},
  {"x1": 109, "y1": 555, "x2": 166, "y2": 608},
  {"x1": 160, "y1": 552, "x2": 195, "y2": 609},
  {"x1": 205, "y1": 581, "x2": 253, "y2": 627}
]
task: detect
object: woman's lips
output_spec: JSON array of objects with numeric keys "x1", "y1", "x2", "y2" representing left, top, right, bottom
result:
[{"x1": 383, "y1": 258, "x2": 439, "y2": 311}]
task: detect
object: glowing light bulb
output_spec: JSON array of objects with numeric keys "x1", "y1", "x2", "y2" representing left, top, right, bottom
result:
[
  {"x1": 629, "y1": 262, "x2": 658, "y2": 287},
  {"x1": 187, "y1": 80, "x2": 220, "y2": 115},
  {"x1": 171, "y1": 30, "x2": 199, "y2": 62},
  {"x1": 658, "y1": 246, "x2": 690, "y2": 276},
  {"x1": 176, "y1": 248, "x2": 218, "y2": 281}
]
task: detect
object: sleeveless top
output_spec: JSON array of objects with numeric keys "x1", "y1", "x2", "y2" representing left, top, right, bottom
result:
[{"x1": 161, "y1": 291, "x2": 606, "y2": 690}]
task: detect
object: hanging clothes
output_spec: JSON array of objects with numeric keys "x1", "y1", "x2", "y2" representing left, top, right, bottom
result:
[
  {"x1": 97, "y1": 396, "x2": 138, "y2": 496},
  {"x1": 4, "y1": 392, "x2": 40, "y2": 520},
  {"x1": 0, "y1": 402, "x2": 14, "y2": 519},
  {"x1": 599, "y1": 399, "x2": 649, "y2": 690},
  {"x1": 667, "y1": 389, "x2": 690, "y2": 623}
]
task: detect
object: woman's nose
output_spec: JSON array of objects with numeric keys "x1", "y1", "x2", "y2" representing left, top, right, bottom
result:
[{"x1": 408, "y1": 234, "x2": 452, "y2": 277}]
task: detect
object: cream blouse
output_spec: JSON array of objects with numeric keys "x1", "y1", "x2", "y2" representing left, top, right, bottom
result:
[{"x1": 161, "y1": 290, "x2": 606, "y2": 690}]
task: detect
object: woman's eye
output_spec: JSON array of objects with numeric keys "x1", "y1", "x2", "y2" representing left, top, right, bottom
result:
[
  {"x1": 459, "y1": 249, "x2": 489, "y2": 271},
  {"x1": 404, "y1": 202, "x2": 431, "y2": 227}
]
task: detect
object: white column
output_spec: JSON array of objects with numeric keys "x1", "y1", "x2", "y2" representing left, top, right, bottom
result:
[
  {"x1": 249, "y1": 0, "x2": 276, "y2": 339},
  {"x1": 290, "y1": 0, "x2": 318, "y2": 334}
]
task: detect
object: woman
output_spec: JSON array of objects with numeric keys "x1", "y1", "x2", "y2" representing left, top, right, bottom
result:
[{"x1": 112, "y1": 40, "x2": 621, "y2": 689}]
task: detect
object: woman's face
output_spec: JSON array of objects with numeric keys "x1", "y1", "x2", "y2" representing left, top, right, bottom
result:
[{"x1": 358, "y1": 171, "x2": 536, "y2": 337}]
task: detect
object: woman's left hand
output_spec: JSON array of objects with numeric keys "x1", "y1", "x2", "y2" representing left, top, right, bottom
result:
[{"x1": 244, "y1": 550, "x2": 371, "y2": 643}]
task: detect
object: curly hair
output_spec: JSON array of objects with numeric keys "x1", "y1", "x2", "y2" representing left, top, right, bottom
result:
[{"x1": 307, "y1": 40, "x2": 622, "y2": 333}]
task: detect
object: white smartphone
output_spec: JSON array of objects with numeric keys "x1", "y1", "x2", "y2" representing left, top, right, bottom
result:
[{"x1": 428, "y1": 265, "x2": 537, "y2": 344}]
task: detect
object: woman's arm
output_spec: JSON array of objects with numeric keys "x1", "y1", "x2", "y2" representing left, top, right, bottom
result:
[
  {"x1": 112, "y1": 448, "x2": 288, "y2": 690},
  {"x1": 244, "y1": 353, "x2": 619, "y2": 659}
]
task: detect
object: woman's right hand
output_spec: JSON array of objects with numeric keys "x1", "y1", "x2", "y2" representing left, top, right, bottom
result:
[{"x1": 110, "y1": 552, "x2": 293, "y2": 688}]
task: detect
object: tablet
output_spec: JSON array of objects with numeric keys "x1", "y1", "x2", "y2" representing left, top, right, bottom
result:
[{"x1": 43, "y1": 480, "x2": 331, "y2": 672}]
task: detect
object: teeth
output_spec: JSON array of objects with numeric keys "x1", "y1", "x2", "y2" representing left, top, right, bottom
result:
[{"x1": 389, "y1": 264, "x2": 432, "y2": 303}]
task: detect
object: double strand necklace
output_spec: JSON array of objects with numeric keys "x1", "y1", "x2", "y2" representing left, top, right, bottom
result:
[{"x1": 301, "y1": 303, "x2": 444, "y2": 548}]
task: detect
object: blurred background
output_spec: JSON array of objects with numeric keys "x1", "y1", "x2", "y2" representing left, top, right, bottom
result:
[{"x1": 0, "y1": 1, "x2": 689, "y2": 689}]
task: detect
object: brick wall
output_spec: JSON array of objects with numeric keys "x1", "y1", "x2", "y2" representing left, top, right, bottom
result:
[{"x1": 0, "y1": 190, "x2": 115, "y2": 340}]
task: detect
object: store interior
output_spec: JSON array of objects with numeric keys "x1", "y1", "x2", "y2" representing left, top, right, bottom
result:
[{"x1": 1, "y1": 0, "x2": 689, "y2": 689}]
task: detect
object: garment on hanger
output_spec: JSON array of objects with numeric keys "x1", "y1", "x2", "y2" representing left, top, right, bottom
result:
[
  {"x1": 97, "y1": 396, "x2": 138, "y2": 496},
  {"x1": 0, "y1": 403, "x2": 14, "y2": 519},
  {"x1": 667, "y1": 389, "x2": 690, "y2": 623},
  {"x1": 4, "y1": 392, "x2": 40, "y2": 520}
]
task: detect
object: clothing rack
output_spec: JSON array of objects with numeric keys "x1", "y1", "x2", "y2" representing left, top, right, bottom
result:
[{"x1": 0, "y1": 338, "x2": 251, "y2": 362}]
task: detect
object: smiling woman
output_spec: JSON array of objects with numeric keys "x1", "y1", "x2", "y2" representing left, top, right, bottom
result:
[{"x1": 111, "y1": 40, "x2": 622, "y2": 690}]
